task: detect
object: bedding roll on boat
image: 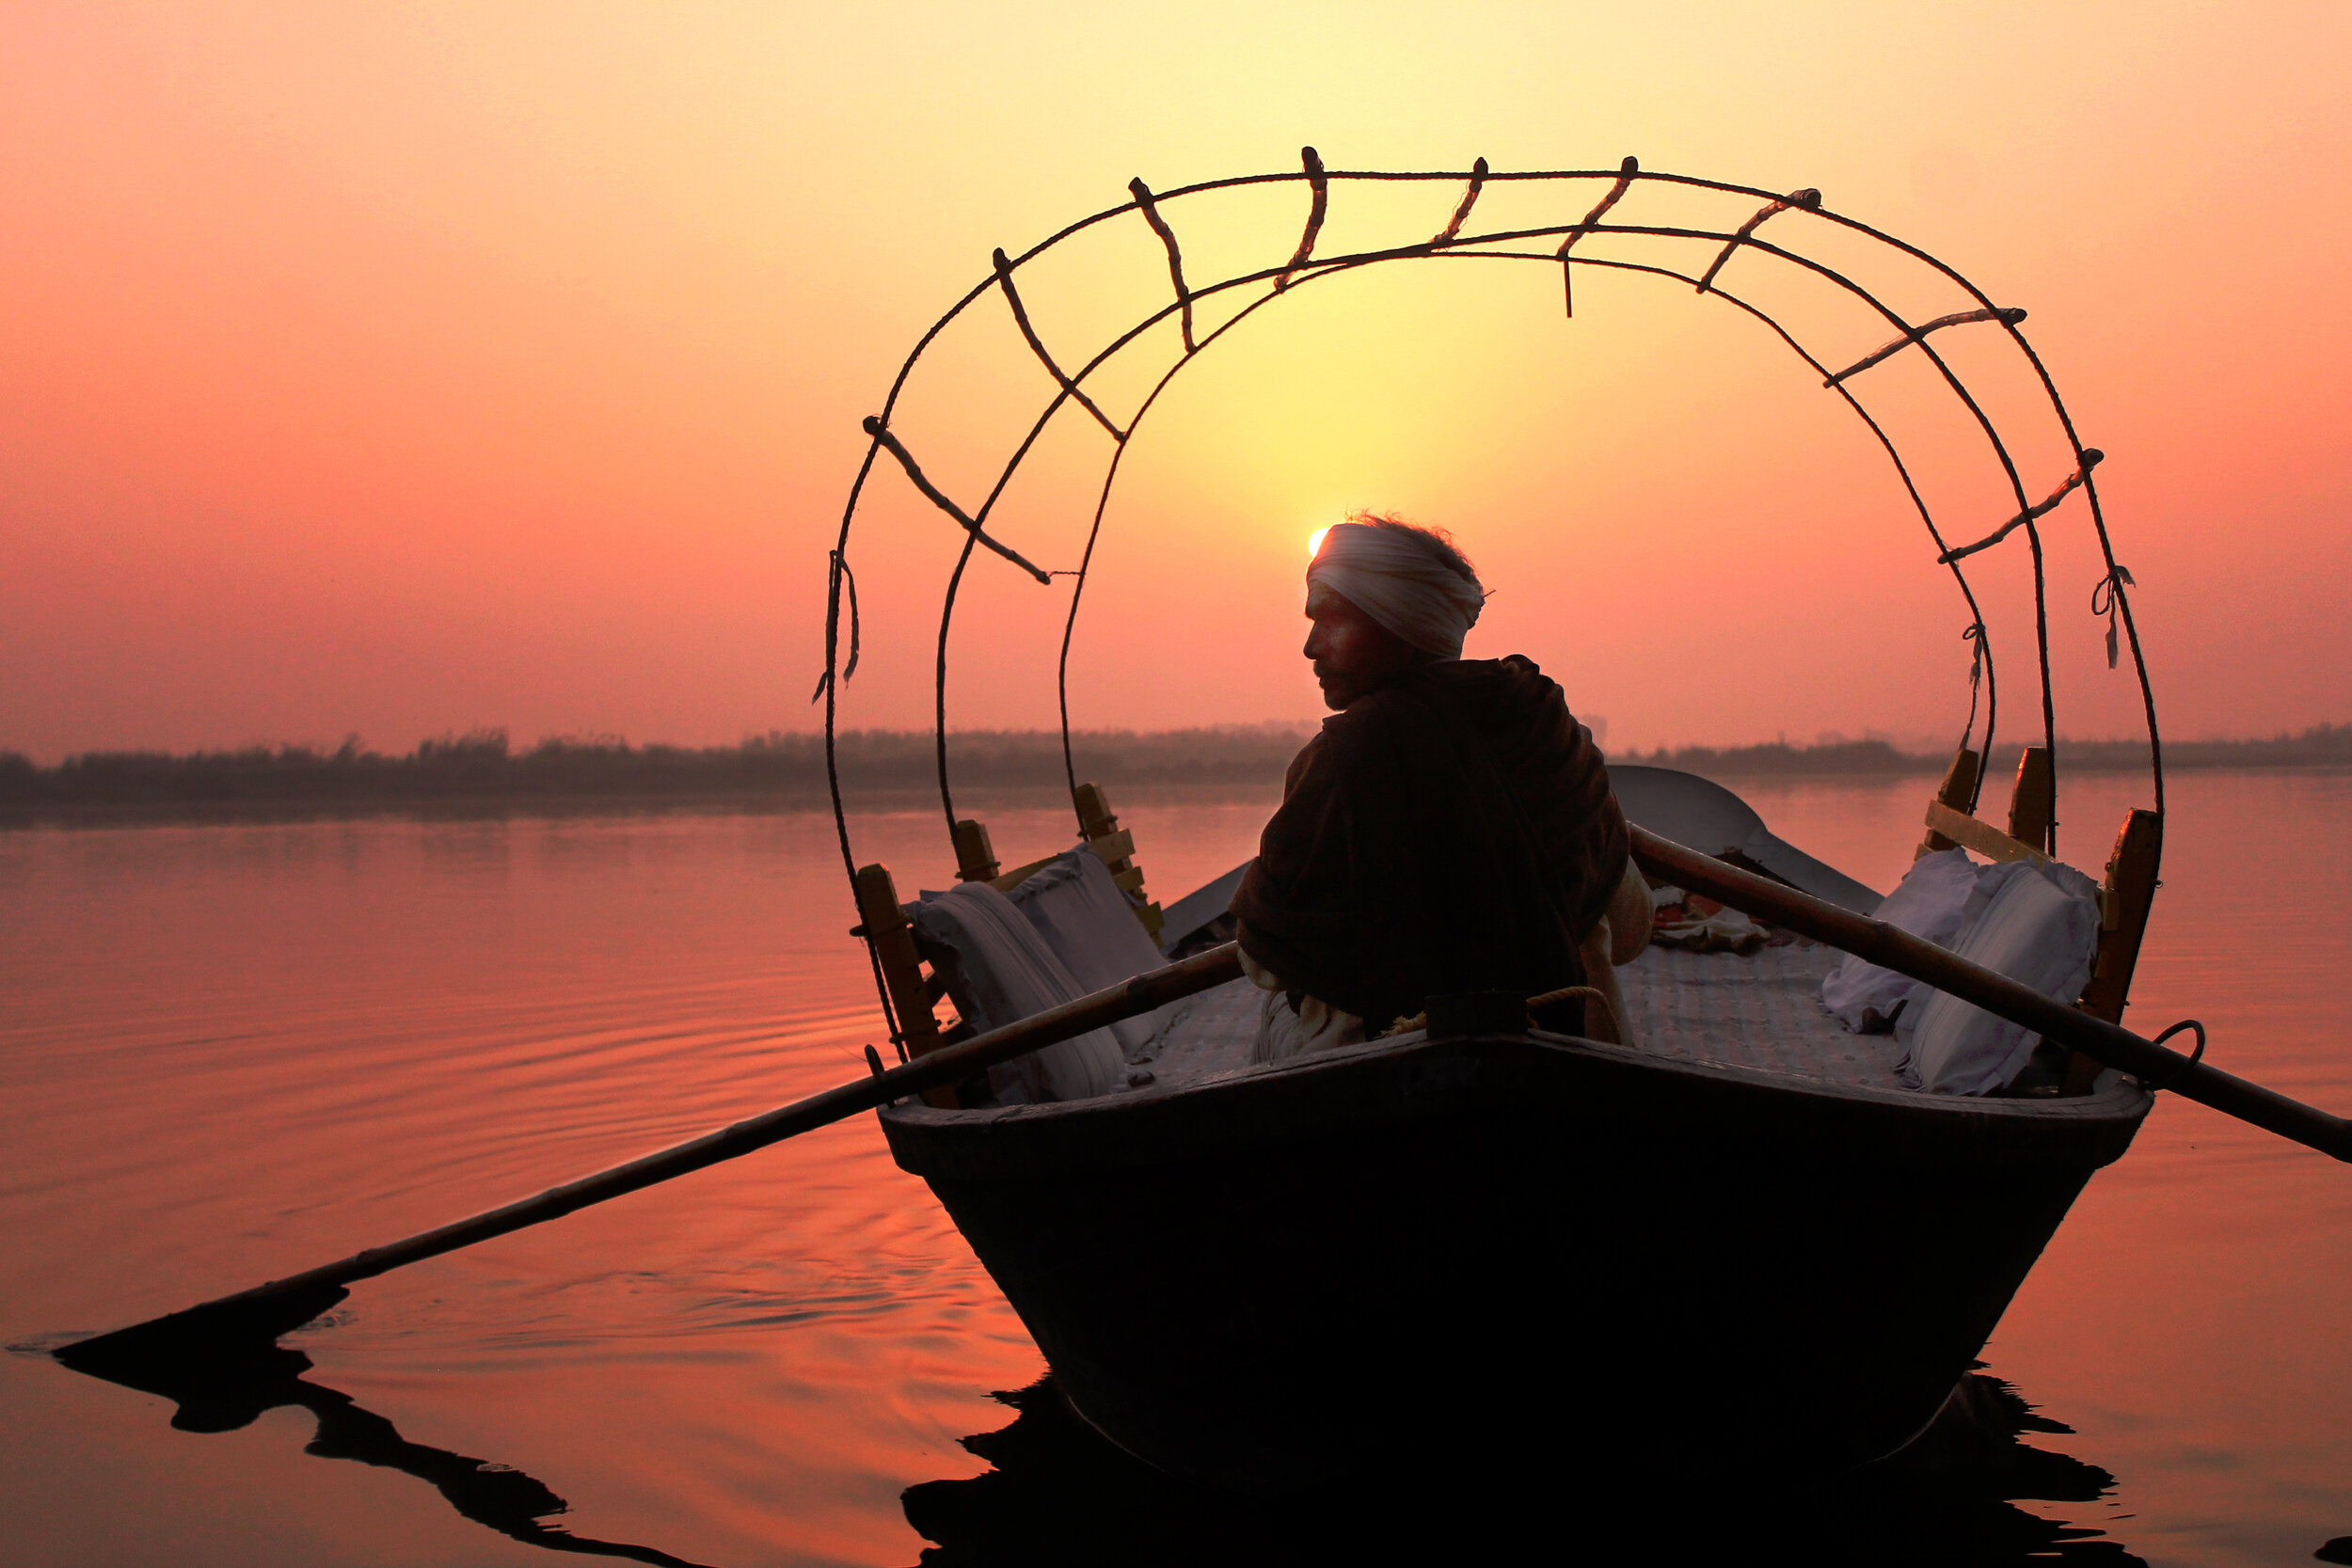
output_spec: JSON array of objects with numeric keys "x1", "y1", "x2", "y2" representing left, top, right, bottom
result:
[{"x1": 815, "y1": 159, "x2": 2176, "y2": 1490}]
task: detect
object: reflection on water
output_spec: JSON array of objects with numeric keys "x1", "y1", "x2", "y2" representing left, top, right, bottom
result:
[
  {"x1": 903, "y1": 1373, "x2": 2140, "y2": 1567},
  {"x1": 56, "y1": 1323, "x2": 2137, "y2": 1568},
  {"x1": 3, "y1": 779, "x2": 2348, "y2": 1563},
  {"x1": 57, "y1": 1340, "x2": 709, "y2": 1567}
]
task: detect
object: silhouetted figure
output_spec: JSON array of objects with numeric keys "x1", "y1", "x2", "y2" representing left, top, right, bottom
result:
[{"x1": 1234, "y1": 517, "x2": 1635, "y2": 1055}]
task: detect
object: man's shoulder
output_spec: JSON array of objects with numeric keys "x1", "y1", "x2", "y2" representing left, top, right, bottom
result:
[{"x1": 1412, "y1": 655, "x2": 1568, "y2": 722}]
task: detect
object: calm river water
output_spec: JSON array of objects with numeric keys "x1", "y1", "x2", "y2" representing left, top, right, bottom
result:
[{"x1": 4, "y1": 772, "x2": 2348, "y2": 1565}]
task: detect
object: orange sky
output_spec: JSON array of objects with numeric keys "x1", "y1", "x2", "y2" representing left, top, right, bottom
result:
[{"x1": 4, "y1": 2, "x2": 2347, "y2": 763}]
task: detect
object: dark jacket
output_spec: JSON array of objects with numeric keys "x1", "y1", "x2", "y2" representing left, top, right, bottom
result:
[{"x1": 1232, "y1": 655, "x2": 1628, "y2": 1029}]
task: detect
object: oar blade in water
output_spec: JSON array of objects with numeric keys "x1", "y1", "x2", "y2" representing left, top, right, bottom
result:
[{"x1": 53, "y1": 1281, "x2": 350, "y2": 1379}]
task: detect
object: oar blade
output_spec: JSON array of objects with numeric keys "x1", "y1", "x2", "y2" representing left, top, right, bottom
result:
[{"x1": 54, "y1": 1282, "x2": 349, "y2": 1377}]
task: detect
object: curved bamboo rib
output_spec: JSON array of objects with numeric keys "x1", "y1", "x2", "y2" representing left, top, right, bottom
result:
[
  {"x1": 1274, "y1": 146, "x2": 1328, "y2": 293},
  {"x1": 1695, "y1": 186, "x2": 1820, "y2": 294},
  {"x1": 862, "y1": 418, "x2": 1054, "y2": 584},
  {"x1": 1555, "y1": 154, "x2": 1638, "y2": 316},
  {"x1": 1127, "y1": 178, "x2": 1194, "y2": 351},
  {"x1": 1556, "y1": 156, "x2": 1640, "y2": 255},
  {"x1": 1939, "y1": 450, "x2": 2106, "y2": 564},
  {"x1": 993, "y1": 249, "x2": 1124, "y2": 440},
  {"x1": 1825, "y1": 306, "x2": 2028, "y2": 386},
  {"x1": 1433, "y1": 156, "x2": 1489, "y2": 245}
]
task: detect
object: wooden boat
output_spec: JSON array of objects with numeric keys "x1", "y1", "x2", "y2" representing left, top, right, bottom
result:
[
  {"x1": 811, "y1": 158, "x2": 2174, "y2": 1492},
  {"x1": 865, "y1": 765, "x2": 2156, "y2": 1492}
]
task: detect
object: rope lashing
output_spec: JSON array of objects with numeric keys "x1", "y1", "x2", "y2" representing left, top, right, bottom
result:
[
  {"x1": 1432, "y1": 156, "x2": 1488, "y2": 245},
  {"x1": 1274, "y1": 146, "x2": 1327, "y2": 293},
  {"x1": 1557, "y1": 155, "x2": 1638, "y2": 317},
  {"x1": 1385, "y1": 984, "x2": 1616, "y2": 1041},
  {"x1": 2091, "y1": 563, "x2": 2137, "y2": 669},
  {"x1": 1695, "y1": 186, "x2": 1820, "y2": 295},
  {"x1": 993, "y1": 249, "x2": 1124, "y2": 440},
  {"x1": 862, "y1": 417, "x2": 1054, "y2": 584},
  {"x1": 1955, "y1": 621, "x2": 1986, "y2": 751},
  {"x1": 1128, "y1": 177, "x2": 1195, "y2": 352},
  {"x1": 808, "y1": 549, "x2": 862, "y2": 703},
  {"x1": 1823, "y1": 306, "x2": 2028, "y2": 387},
  {"x1": 1525, "y1": 983, "x2": 1624, "y2": 1042},
  {"x1": 2140, "y1": 1019, "x2": 2208, "y2": 1090},
  {"x1": 1525, "y1": 984, "x2": 1613, "y2": 1011},
  {"x1": 1938, "y1": 449, "x2": 2105, "y2": 564}
]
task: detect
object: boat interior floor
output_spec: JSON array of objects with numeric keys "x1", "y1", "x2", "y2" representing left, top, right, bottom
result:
[{"x1": 1130, "y1": 939, "x2": 1904, "y2": 1096}]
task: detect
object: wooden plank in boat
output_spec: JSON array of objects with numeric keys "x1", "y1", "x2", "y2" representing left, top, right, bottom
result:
[
  {"x1": 851, "y1": 863, "x2": 956, "y2": 1107},
  {"x1": 2007, "y1": 746, "x2": 2056, "y2": 854},
  {"x1": 1916, "y1": 746, "x2": 1982, "y2": 858},
  {"x1": 2069, "y1": 808, "x2": 2165, "y2": 1089},
  {"x1": 988, "y1": 832, "x2": 1135, "y2": 893},
  {"x1": 953, "y1": 818, "x2": 1000, "y2": 882},
  {"x1": 990, "y1": 853, "x2": 1057, "y2": 892},
  {"x1": 1922, "y1": 800, "x2": 2051, "y2": 867}
]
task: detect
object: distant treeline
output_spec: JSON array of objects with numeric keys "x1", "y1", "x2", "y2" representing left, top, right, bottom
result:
[
  {"x1": 5, "y1": 721, "x2": 2347, "y2": 816},
  {"x1": 1629, "y1": 723, "x2": 2352, "y2": 777},
  {"x1": 0, "y1": 724, "x2": 1317, "y2": 812}
]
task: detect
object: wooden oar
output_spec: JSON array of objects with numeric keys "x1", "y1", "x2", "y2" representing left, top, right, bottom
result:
[
  {"x1": 61, "y1": 831, "x2": 2349, "y2": 1372},
  {"x1": 56, "y1": 942, "x2": 1247, "y2": 1371},
  {"x1": 1633, "y1": 825, "x2": 2352, "y2": 1162}
]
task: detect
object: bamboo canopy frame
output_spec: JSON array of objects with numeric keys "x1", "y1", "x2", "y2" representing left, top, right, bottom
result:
[{"x1": 812, "y1": 150, "x2": 2162, "y2": 1064}]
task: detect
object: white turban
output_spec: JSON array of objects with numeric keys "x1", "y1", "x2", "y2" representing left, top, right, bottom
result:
[{"x1": 1306, "y1": 522, "x2": 1487, "y2": 657}]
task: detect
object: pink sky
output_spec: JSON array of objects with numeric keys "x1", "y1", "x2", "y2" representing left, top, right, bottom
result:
[{"x1": 4, "y1": 3, "x2": 2347, "y2": 762}]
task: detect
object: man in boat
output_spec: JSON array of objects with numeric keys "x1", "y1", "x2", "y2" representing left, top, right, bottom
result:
[{"x1": 1232, "y1": 514, "x2": 1646, "y2": 1059}]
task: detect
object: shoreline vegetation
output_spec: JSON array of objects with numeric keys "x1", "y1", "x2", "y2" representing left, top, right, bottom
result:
[{"x1": 4, "y1": 723, "x2": 2348, "y2": 822}]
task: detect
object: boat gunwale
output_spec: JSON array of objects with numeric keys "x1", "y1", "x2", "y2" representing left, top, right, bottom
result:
[{"x1": 880, "y1": 1024, "x2": 2154, "y2": 1182}]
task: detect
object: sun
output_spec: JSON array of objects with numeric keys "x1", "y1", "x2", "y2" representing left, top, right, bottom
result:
[{"x1": 1307, "y1": 525, "x2": 1331, "y2": 559}]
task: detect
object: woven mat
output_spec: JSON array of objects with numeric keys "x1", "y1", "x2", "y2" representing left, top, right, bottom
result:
[
  {"x1": 1140, "y1": 976, "x2": 1264, "y2": 1080},
  {"x1": 1140, "y1": 946, "x2": 1905, "y2": 1093},
  {"x1": 1616, "y1": 941, "x2": 1906, "y2": 1089}
]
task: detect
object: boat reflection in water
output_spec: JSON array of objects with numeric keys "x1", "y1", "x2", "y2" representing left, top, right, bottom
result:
[
  {"x1": 904, "y1": 1371, "x2": 2143, "y2": 1567},
  {"x1": 58, "y1": 1340, "x2": 710, "y2": 1568},
  {"x1": 61, "y1": 1335, "x2": 2139, "y2": 1564}
]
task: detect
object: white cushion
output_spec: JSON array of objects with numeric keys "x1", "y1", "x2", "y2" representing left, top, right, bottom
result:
[
  {"x1": 1821, "y1": 848, "x2": 1979, "y2": 1032},
  {"x1": 909, "y1": 880, "x2": 1125, "y2": 1103},
  {"x1": 1896, "y1": 859, "x2": 2103, "y2": 1096},
  {"x1": 1004, "y1": 848, "x2": 1168, "y2": 1060}
]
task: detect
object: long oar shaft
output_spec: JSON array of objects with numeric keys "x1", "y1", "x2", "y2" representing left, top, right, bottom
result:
[
  {"x1": 1634, "y1": 826, "x2": 2352, "y2": 1162},
  {"x1": 60, "y1": 942, "x2": 1244, "y2": 1360}
]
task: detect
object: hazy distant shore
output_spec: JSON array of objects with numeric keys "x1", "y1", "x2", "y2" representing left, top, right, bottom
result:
[{"x1": 4, "y1": 723, "x2": 2346, "y2": 823}]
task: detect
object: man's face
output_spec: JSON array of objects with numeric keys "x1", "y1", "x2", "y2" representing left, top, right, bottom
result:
[{"x1": 1304, "y1": 586, "x2": 1424, "y2": 710}]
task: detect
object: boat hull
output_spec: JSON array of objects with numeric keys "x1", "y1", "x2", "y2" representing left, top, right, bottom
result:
[{"x1": 882, "y1": 1031, "x2": 2150, "y2": 1494}]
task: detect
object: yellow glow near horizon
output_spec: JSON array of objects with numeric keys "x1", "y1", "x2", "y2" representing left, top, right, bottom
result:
[{"x1": 5, "y1": 5, "x2": 2350, "y2": 756}]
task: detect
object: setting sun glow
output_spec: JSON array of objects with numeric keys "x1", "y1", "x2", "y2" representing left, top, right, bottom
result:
[
  {"x1": 1308, "y1": 526, "x2": 1332, "y2": 560},
  {"x1": 3, "y1": 4, "x2": 2349, "y2": 760}
]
